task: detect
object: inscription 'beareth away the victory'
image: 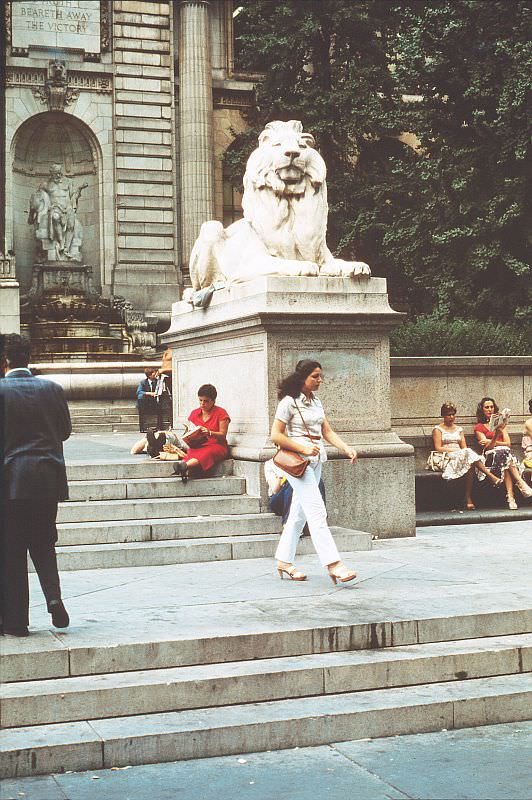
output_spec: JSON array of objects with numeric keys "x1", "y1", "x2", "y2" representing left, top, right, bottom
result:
[{"x1": 11, "y1": 1, "x2": 101, "y2": 53}]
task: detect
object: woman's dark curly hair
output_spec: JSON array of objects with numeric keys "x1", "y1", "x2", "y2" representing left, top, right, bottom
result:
[
  {"x1": 476, "y1": 396, "x2": 499, "y2": 423},
  {"x1": 278, "y1": 359, "x2": 322, "y2": 400},
  {"x1": 197, "y1": 383, "x2": 217, "y2": 401}
]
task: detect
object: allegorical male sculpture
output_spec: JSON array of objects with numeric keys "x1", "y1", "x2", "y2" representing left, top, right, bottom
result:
[
  {"x1": 28, "y1": 163, "x2": 88, "y2": 262},
  {"x1": 188, "y1": 120, "x2": 371, "y2": 294}
]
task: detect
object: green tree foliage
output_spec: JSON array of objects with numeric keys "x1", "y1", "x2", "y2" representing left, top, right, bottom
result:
[{"x1": 229, "y1": 0, "x2": 531, "y2": 325}]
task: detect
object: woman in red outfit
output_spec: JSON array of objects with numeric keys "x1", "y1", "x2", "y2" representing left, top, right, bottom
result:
[
  {"x1": 172, "y1": 384, "x2": 230, "y2": 482},
  {"x1": 474, "y1": 396, "x2": 532, "y2": 510}
]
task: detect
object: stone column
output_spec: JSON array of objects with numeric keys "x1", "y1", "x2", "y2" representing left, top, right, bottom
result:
[
  {"x1": 179, "y1": 0, "x2": 214, "y2": 266},
  {"x1": 0, "y1": 7, "x2": 20, "y2": 333}
]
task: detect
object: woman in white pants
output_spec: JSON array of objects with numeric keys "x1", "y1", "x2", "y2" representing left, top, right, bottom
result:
[{"x1": 271, "y1": 359, "x2": 358, "y2": 585}]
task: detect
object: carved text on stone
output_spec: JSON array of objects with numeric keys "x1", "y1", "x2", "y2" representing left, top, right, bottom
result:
[{"x1": 10, "y1": 0, "x2": 101, "y2": 54}]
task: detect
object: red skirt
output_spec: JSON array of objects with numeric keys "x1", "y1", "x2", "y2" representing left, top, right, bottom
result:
[{"x1": 184, "y1": 441, "x2": 228, "y2": 472}]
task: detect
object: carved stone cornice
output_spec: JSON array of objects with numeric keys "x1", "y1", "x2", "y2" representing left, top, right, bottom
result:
[
  {"x1": 6, "y1": 66, "x2": 112, "y2": 94},
  {"x1": 213, "y1": 87, "x2": 253, "y2": 110}
]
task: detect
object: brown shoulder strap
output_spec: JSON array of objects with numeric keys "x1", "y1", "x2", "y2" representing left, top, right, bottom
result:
[{"x1": 294, "y1": 399, "x2": 318, "y2": 441}]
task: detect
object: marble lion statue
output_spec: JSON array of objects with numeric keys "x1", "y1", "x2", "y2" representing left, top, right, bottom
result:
[{"x1": 188, "y1": 120, "x2": 370, "y2": 294}]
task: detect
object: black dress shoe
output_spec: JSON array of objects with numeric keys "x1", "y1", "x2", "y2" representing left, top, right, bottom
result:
[
  {"x1": 48, "y1": 599, "x2": 70, "y2": 628},
  {"x1": 2, "y1": 626, "x2": 30, "y2": 637},
  {"x1": 172, "y1": 460, "x2": 189, "y2": 483}
]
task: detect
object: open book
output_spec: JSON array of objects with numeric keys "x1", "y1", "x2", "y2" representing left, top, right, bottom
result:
[
  {"x1": 488, "y1": 408, "x2": 510, "y2": 432},
  {"x1": 181, "y1": 426, "x2": 209, "y2": 447}
]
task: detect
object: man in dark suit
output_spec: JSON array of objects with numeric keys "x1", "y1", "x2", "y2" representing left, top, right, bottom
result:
[{"x1": 0, "y1": 334, "x2": 71, "y2": 636}]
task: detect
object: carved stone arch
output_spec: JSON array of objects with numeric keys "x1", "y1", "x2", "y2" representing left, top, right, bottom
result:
[{"x1": 10, "y1": 111, "x2": 103, "y2": 292}]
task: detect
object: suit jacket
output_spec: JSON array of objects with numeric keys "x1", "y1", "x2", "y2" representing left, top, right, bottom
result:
[
  {"x1": 0, "y1": 370, "x2": 72, "y2": 501},
  {"x1": 136, "y1": 377, "x2": 157, "y2": 406}
]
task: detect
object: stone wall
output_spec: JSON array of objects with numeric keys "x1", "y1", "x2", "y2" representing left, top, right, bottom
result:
[
  {"x1": 36, "y1": 356, "x2": 532, "y2": 426},
  {"x1": 112, "y1": 0, "x2": 179, "y2": 312},
  {"x1": 391, "y1": 356, "x2": 532, "y2": 433}
]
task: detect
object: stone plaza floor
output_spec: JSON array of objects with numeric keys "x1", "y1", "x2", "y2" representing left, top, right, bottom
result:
[
  {"x1": 2, "y1": 721, "x2": 531, "y2": 800},
  {"x1": 2, "y1": 433, "x2": 531, "y2": 798}
]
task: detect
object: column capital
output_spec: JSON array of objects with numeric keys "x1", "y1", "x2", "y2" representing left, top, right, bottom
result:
[{"x1": 180, "y1": 0, "x2": 210, "y2": 7}]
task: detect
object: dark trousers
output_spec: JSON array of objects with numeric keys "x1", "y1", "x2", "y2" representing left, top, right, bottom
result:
[
  {"x1": 0, "y1": 500, "x2": 62, "y2": 630},
  {"x1": 138, "y1": 396, "x2": 172, "y2": 431},
  {"x1": 138, "y1": 397, "x2": 159, "y2": 432}
]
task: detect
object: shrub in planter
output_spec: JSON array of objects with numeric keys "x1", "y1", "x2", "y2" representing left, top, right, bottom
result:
[{"x1": 390, "y1": 315, "x2": 531, "y2": 357}]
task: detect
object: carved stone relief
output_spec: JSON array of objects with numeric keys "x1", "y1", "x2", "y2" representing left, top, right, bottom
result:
[{"x1": 31, "y1": 60, "x2": 80, "y2": 112}]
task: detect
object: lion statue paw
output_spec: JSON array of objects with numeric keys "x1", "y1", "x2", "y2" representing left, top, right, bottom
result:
[{"x1": 319, "y1": 259, "x2": 371, "y2": 278}]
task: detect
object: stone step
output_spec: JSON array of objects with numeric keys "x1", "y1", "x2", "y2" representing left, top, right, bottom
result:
[
  {"x1": 67, "y1": 475, "x2": 246, "y2": 502},
  {"x1": 35, "y1": 529, "x2": 372, "y2": 571},
  {"x1": 70, "y1": 415, "x2": 126, "y2": 424},
  {"x1": 65, "y1": 459, "x2": 234, "y2": 481},
  {"x1": 56, "y1": 494, "x2": 261, "y2": 523},
  {"x1": 56, "y1": 512, "x2": 282, "y2": 546},
  {"x1": 72, "y1": 422, "x2": 140, "y2": 433},
  {"x1": 69, "y1": 406, "x2": 135, "y2": 417},
  {"x1": 1, "y1": 673, "x2": 529, "y2": 777},
  {"x1": 2, "y1": 634, "x2": 529, "y2": 729},
  {"x1": 3, "y1": 604, "x2": 529, "y2": 684},
  {"x1": 417, "y1": 508, "x2": 532, "y2": 526}
]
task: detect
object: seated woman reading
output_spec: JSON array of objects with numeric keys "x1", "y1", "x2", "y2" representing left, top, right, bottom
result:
[
  {"x1": 474, "y1": 396, "x2": 532, "y2": 510},
  {"x1": 432, "y1": 401, "x2": 501, "y2": 510},
  {"x1": 158, "y1": 383, "x2": 230, "y2": 483}
]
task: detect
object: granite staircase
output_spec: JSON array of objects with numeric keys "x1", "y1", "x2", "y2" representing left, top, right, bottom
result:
[
  {"x1": 32, "y1": 458, "x2": 371, "y2": 571},
  {"x1": 1, "y1": 605, "x2": 530, "y2": 777},
  {"x1": 68, "y1": 401, "x2": 139, "y2": 433}
]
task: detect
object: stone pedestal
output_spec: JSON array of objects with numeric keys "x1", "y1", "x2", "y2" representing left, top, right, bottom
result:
[
  {"x1": 161, "y1": 276, "x2": 415, "y2": 537},
  {"x1": 0, "y1": 253, "x2": 20, "y2": 334}
]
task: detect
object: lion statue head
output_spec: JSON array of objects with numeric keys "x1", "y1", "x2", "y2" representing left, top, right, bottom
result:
[
  {"x1": 241, "y1": 120, "x2": 332, "y2": 265},
  {"x1": 244, "y1": 120, "x2": 326, "y2": 198}
]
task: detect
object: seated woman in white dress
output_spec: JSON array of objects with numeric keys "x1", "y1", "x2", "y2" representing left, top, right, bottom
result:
[{"x1": 432, "y1": 401, "x2": 502, "y2": 510}]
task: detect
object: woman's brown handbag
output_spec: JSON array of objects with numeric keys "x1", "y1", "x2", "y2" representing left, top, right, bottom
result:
[{"x1": 273, "y1": 448, "x2": 309, "y2": 478}]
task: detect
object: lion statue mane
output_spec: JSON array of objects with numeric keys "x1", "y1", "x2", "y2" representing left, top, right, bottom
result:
[{"x1": 188, "y1": 120, "x2": 370, "y2": 295}]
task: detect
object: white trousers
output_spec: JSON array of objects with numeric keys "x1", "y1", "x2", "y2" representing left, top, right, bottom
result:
[{"x1": 274, "y1": 460, "x2": 340, "y2": 567}]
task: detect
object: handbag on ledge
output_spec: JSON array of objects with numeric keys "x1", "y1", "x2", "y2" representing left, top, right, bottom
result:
[{"x1": 425, "y1": 451, "x2": 450, "y2": 472}]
